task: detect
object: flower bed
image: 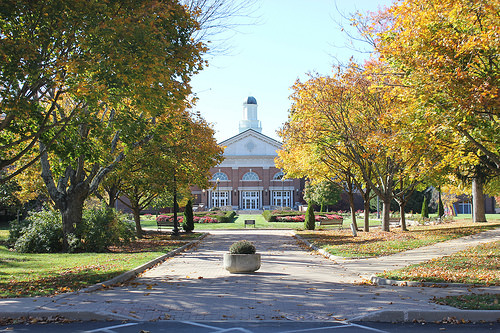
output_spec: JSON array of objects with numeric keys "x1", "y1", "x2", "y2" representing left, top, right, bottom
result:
[
  {"x1": 275, "y1": 214, "x2": 343, "y2": 223},
  {"x1": 157, "y1": 211, "x2": 235, "y2": 224},
  {"x1": 156, "y1": 215, "x2": 183, "y2": 223}
]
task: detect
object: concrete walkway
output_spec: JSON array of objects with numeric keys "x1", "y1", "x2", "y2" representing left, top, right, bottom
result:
[{"x1": 1, "y1": 229, "x2": 499, "y2": 322}]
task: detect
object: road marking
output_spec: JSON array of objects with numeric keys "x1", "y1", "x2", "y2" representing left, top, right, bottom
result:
[
  {"x1": 85, "y1": 322, "x2": 139, "y2": 333},
  {"x1": 348, "y1": 323, "x2": 389, "y2": 333},
  {"x1": 181, "y1": 321, "x2": 254, "y2": 333},
  {"x1": 281, "y1": 322, "x2": 389, "y2": 333}
]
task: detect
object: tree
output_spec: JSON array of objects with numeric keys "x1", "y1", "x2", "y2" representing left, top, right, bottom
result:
[
  {"x1": 304, "y1": 202, "x2": 315, "y2": 231},
  {"x1": 278, "y1": 60, "x2": 436, "y2": 232},
  {"x1": 376, "y1": 0, "x2": 500, "y2": 222},
  {"x1": 303, "y1": 181, "x2": 341, "y2": 212},
  {"x1": 34, "y1": 1, "x2": 205, "y2": 250},
  {"x1": 104, "y1": 111, "x2": 223, "y2": 237},
  {"x1": 0, "y1": 0, "x2": 94, "y2": 183}
]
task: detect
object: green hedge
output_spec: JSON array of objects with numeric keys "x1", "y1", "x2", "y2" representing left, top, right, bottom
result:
[
  {"x1": 262, "y1": 209, "x2": 304, "y2": 222},
  {"x1": 191, "y1": 211, "x2": 236, "y2": 223}
]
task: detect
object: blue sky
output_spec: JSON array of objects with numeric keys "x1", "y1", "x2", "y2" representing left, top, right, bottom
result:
[{"x1": 190, "y1": 0, "x2": 392, "y2": 142}]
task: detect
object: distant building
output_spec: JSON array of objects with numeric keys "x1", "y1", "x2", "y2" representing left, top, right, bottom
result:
[{"x1": 192, "y1": 96, "x2": 305, "y2": 210}]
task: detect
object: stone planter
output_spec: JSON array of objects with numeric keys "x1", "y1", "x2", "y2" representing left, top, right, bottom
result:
[{"x1": 223, "y1": 253, "x2": 261, "y2": 273}]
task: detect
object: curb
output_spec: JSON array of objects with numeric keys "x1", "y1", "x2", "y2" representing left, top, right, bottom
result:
[
  {"x1": 292, "y1": 232, "x2": 344, "y2": 262},
  {"x1": 350, "y1": 309, "x2": 500, "y2": 323},
  {"x1": 370, "y1": 275, "x2": 485, "y2": 288},
  {"x1": 0, "y1": 311, "x2": 133, "y2": 322}
]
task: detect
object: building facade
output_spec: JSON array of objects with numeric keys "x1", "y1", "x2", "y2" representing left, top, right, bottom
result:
[{"x1": 192, "y1": 97, "x2": 305, "y2": 210}]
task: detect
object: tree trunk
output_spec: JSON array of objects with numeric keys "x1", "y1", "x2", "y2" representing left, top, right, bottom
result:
[
  {"x1": 172, "y1": 175, "x2": 180, "y2": 235},
  {"x1": 381, "y1": 198, "x2": 391, "y2": 232},
  {"x1": 363, "y1": 198, "x2": 370, "y2": 232},
  {"x1": 132, "y1": 206, "x2": 143, "y2": 238},
  {"x1": 106, "y1": 185, "x2": 119, "y2": 209},
  {"x1": 399, "y1": 202, "x2": 407, "y2": 231},
  {"x1": 347, "y1": 190, "x2": 359, "y2": 230},
  {"x1": 472, "y1": 177, "x2": 487, "y2": 222},
  {"x1": 59, "y1": 193, "x2": 86, "y2": 251}
]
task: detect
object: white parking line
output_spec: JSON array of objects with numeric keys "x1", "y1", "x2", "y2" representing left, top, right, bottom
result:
[
  {"x1": 181, "y1": 321, "x2": 254, "y2": 333},
  {"x1": 85, "y1": 322, "x2": 139, "y2": 333},
  {"x1": 280, "y1": 322, "x2": 388, "y2": 333}
]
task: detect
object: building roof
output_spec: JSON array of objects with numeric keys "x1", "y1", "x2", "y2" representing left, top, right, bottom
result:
[
  {"x1": 219, "y1": 128, "x2": 282, "y2": 147},
  {"x1": 244, "y1": 96, "x2": 257, "y2": 105}
]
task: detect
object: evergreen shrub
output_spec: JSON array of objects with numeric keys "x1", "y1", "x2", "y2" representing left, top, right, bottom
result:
[
  {"x1": 421, "y1": 196, "x2": 429, "y2": 218},
  {"x1": 183, "y1": 200, "x2": 194, "y2": 232},
  {"x1": 304, "y1": 203, "x2": 315, "y2": 230}
]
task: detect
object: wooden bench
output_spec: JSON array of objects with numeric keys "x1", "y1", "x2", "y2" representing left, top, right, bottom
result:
[
  {"x1": 318, "y1": 219, "x2": 343, "y2": 228},
  {"x1": 157, "y1": 220, "x2": 175, "y2": 231},
  {"x1": 244, "y1": 219, "x2": 256, "y2": 228},
  {"x1": 388, "y1": 217, "x2": 400, "y2": 224}
]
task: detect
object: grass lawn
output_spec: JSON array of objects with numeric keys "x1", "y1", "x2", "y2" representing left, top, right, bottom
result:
[
  {"x1": 141, "y1": 213, "x2": 379, "y2": 230},
  {"x1": 297, "y1": 221, "x2": 500, "y2": 258},
  {"x1": 0, "y1": 231, "x2": 202, "y2": 298},
  {"x1": 433, "y1": 293, "x2": 500, "y2": 310},
  {"x1": 377, "y1": 241, "x2": 500, "y2": 286}
]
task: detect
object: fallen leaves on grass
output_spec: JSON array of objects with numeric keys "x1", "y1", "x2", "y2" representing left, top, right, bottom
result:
[
  {"x1": 0, "y1": 232, "x2": 200, "y2": 298},
  {"x1": 378, "y1": 241, "x2": 500, "y2": 285},
  {"x1": 298, "y1": 221, "x2": 500, "y2": 258},
  {"x1": 433, "y1": 293, "x2": 500, "y2": 310}
]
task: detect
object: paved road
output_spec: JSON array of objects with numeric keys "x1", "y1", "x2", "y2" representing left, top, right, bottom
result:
[
  {"x1": 2, "y1": 320, "x2": 500, "y2": 333},
  {"x1": 4, "y1": 229, "x2": 497, "y2": 322}
]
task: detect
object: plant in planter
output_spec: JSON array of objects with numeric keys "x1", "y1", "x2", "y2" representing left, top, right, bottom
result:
[{"x1": 223, "y1": 240, "x2": 261, "y2": 273}]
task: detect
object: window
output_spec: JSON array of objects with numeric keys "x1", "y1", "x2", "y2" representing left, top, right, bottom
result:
[
  {"x1": 242, "y1": 171, "x2": 259, "y2": 181},
  {"x1": 273, "y1": 172, "x2": 285, "y2": 180},
  {"x1": 457, "y1": 202, "x2": 471, "y2": 214},
  {"x1": 212, "y1": 191, "x2": 229, "y2": 207},
  {"x1": 212, "y1": 172, "x2": 228, "y2": 181},
  {"x1": 272, "y1": 191, "x2": 291, "y2": 207},
  {"x1": 242, "y1": 191, "x2": 260, "y2": 210}
]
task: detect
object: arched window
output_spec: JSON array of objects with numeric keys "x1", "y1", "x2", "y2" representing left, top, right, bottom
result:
[
  {"x1": 212, "y1": 172, "x2": 228, "y2": 181},
  {"x1": 273, "y1": 171, "x2": 285, "y2": 180},
  {"x1": 242, "y1": 171, "x2": 259, "y2": 181}
]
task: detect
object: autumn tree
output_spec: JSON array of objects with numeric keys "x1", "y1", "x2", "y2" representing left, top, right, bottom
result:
[
  {"x1": 376, "y1": 0, "x2": 500, "y2": 222},
  {"x1": 35, "y1": 1, "x2": 205, "y2": 250},
  {"x1": 103, "y1": 112, "x2": 223, "y2": 237},
  {"x1": 0, "y1": 0, "x2": 103, "y2": 183},
  {"x1": 278, "y1": 59, "x2": 438, "y2": 231},
  {"x1": 303, "y1": 180, "x2": 341, "y2": 212}
]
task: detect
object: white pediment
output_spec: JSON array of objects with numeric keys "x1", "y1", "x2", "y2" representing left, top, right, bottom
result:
[{"x1": 219, "y1": 129, "x2": 282, "y2": 157}]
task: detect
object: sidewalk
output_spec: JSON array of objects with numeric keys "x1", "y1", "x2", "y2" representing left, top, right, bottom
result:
[{"x1": 1, "y1": 229, "x2": 499, "y2": 323}]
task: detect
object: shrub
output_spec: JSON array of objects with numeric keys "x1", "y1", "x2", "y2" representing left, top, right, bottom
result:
[
  {"x1": 304, "y1": 202, "x2": 315, "y2": 230},
  {"x1": 263, "y1": 209, "x2": 303, "y2": 222},
  {"x1": 184, "y1": 200, "x2": 194, "y2": 232},
  {"x1": 421, "y1": 196, "x2": 429, "y2": 218},
  {"x1": 8, "y1": 215, "x2": 31, "y2": 245},
  {"x1": 217, "y1": 210, "x2": 236, "y2": 223},
  {"x1": 192, "y1": 211, "x2": 235, "y2": 223},
  {"x1": 14, "y1": 210, "x2": 63, "y2": 253},
  {"x1": 262, "y1": 210, "x2": 273, "y2": 221},
  {"x1": 229, "y1": 240, "x2": 256, "y2": 254},
  {"x1": 73, "y1": 206, "x2": 135, "y2": 252}
]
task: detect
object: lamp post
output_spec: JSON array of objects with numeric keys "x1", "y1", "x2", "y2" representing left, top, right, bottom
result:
[
  {"x1": 281, "y1": 175, "x2": 285, "y2": 208},
  {"x1": 216, "y1": 177, "x2": 220, "y2": 208}
]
